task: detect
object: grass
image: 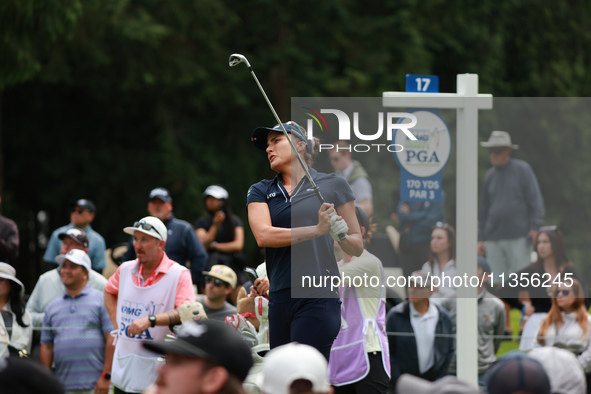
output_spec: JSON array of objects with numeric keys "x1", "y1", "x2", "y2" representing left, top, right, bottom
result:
[{"x1": 497, "y1": 309, "x2": 522, "y2": 356}]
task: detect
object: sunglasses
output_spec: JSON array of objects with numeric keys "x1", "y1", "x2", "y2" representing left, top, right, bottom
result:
[
  {"x1": 433, "y1": 221, "x2": 452, "y2": 230},
  {"x1": 133, "y1": 220, "x2": 163, "y2": 239},
  {"x1": 205, "y1": 276, "x2": 229, "y2": 287},
  {"x1": 556, "y1": 289, "x2": 571, "y2": 297},
  {"x1": 539, "y1": 225, "x2": 558, "y2": 232},
  {"x1": 489, "y1": 148, "x2": 507, "y2": 155}
]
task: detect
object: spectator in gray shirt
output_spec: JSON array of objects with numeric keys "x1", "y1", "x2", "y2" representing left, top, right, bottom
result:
[
  {"x1": 440, "y1": 256, "x2": 506, "y2": 387},
  {"x1": 478, "y1": 131, "x2": 545, "y2": 283},
  {"x1": 196, "y1": 265, "x2": 237, "y2": 322}
]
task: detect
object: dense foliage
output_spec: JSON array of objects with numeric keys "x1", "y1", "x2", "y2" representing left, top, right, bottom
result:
[{"x1": 2, "y1": 0, "x2": 590, "y2": 288}]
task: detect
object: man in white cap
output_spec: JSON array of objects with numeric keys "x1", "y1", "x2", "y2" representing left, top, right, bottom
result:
[
  {"x1": 104, "y1": 216, "x2": 196, "y2": 394},
  {"x1": 40, "y1": 249, "x2": 114, "y2": 394},
  {"x1": 122, "y1": 187, "x2": 208, "y2": 286},
  {"x1": 261, "y1": 343, "x2": 333, "y2": 394},
  {"x1": 478, "y1": 131, "x2": 545, "y2": 284},
  {"x1": 27, "y1": 228, "x2": 107, "y2": 329},
  {"x1": 196, "y1": 265, "x2": 237, "y2": 322}
]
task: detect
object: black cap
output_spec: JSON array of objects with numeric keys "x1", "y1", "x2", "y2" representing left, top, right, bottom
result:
[
  {"x1": 251, "y1": 122, "x2": 312, "y2": 152},
  {"x1": 149, "y1": 187, "x2": 172, "y2": 203},
  {"x1": 143, "y1": 320, "x2": 253, "y2": 382},
  {"x1": 487, "y1": 352, "x2": 551, "y2": 394},
  {"x1": 354, "y1": 206, "x2": 370, "y2": 231},
  {"x1": 73, "y1": 199, "x2": 96, "y2": 213},
  {"x1": 58, "y1": 228, "x2": 90, "y2": 248},
  {"x1": 0, "y1": 357, "x2": 65, "y2": 394}
]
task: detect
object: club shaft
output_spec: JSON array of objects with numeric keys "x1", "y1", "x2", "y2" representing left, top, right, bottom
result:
[
  {"x1": 238, "y1": 56, "x2": 346, "y2": 241},
  {"x1": 246, "y1": 67, "x2": 326, "y2": 203}
]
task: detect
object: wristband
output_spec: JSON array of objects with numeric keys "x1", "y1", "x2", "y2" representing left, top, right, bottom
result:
[{"x1": 101, "y1": 372, "x2": 111, "y2": 380}]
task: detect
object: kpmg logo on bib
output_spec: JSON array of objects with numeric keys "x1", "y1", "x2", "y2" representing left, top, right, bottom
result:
[{"x1": 119, "y1": 299, "x2": 164, "y2": 339}]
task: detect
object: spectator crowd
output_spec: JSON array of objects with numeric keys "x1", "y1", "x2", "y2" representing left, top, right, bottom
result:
[{"x1": 0, "y1": 130, "x2": 588, "y2": 394}]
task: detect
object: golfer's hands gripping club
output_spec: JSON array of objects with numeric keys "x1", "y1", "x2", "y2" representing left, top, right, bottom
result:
[
  {"x1": 329, "y1": 212, "x2": 348, "y2": 242},
  {"x1": 319, "y1": 203, "x2": 347, "y2": 242}
]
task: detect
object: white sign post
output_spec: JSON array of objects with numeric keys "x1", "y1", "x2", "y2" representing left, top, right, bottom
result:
[{"x1": 383, "y1": 74, "x2": 493, "y2": 386}]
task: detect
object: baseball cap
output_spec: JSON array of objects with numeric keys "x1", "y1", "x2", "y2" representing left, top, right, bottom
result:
[
  {"x1": 529, "y1": 347, "x2": 586, "y2": 394},
  {"x1": 486, "y1": 352, "x2": 551, "y2": 394},
  {"x1": 72, "y1": 199, "x2": 96, "y2": 213},
  {"x1": 55, "y1": 249, "x2": 92, "y2": 272},
  {"x1": 480, "y1": 130, "x2": 519, "y2": 149},
  {"x1": 396, "y1": 374, "x2": 481, "y2": 394},
  {"x1": 251, "y1": 122, "x2": 313, "y2": 152},
  {"x1": 354, "y1": 205, "x2": 370, "y2": 231},
  {"x1": 203, "y1": 185, "x2": 229, "y2": 200},
  {"x1": 0, "y1": 357, "x2": 65, "y2": 394},
  {"x1": 123, "y1": 216, "x2": 168, "y2": 242},
  {"x1": 58, "y1": 228, "x2": 89, "y2": 248},
  {"x1": 203, "y1": 265, "x2": 237, "y2": 288},
  {"x1": 0, "y1": 263, "x2": 24, "y2": 295},
  {"x1": 261, "y1": 343, "x2": 330, "y2": 394},
  {"x1": 149, "y1": 187, "x2": 172, "y2": 203},
  {"x1": 143, "y1": 320, "x2": 253, "y2": 382}
]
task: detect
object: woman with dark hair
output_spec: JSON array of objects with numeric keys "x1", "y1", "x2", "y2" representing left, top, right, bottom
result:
[
  {"x1": 0, "y1": 263, "x2": 32, "y2": 357},
  {"x1": 500, "y1": 226, "x2": 583, "y2": 351},
  {"x1": 195, "y1": 185, "x2": 246, "y2": 297},
  {"x1": 246, "y1": 121, "x2": 363, "y2": 360},
  {"x1": 534, "y1": 278, "x2": 591, "y2": 382},
  {"x1": 421, "y1": 222, "x2": 457, "y2": 299}
]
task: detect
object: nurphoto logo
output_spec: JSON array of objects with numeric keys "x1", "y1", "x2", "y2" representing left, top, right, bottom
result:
[{"x1": 302, "y1": 107, "x2": 417, "y2": 153}]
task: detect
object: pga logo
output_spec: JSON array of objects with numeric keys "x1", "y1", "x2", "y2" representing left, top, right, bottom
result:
[{"x1": 305, "y1": 109, "x2": 417, "y2": 152}]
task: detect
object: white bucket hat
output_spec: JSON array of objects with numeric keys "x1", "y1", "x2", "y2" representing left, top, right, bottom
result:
[
  {"x1": 0, "y1": 263, "x2": 24, "y2": 295},
  {"x1": 480, "y1": 130, "x2": 519, "y2": 149},
  {"x1": 123, "y1": 216, "x2": 168, "y2": 242}
]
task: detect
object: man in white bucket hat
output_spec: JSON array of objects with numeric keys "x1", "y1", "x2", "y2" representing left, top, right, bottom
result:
[{"x1": 478, "y1": 131, "x2": 545, "y2": 294}]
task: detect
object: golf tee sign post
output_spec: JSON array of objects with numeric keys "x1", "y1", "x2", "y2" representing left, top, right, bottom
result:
[{"x1": 383, "y1": 74, "x2": 493, "y2": 386}]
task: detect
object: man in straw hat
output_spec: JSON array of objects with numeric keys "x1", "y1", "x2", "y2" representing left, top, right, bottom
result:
[{"x1": 478, "y1": 131, "x2": 545, "y2": 285}]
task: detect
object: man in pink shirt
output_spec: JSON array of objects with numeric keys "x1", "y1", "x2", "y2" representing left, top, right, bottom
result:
[{"x1": 104, "y1": 216, "x2": 195, "y2": 394}]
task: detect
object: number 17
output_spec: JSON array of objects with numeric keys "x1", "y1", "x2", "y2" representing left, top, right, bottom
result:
[{"x1": 415, "y1": 77, "x2": 431, "y2": 92}]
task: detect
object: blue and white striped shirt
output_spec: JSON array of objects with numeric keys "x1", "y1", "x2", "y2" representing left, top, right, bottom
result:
[{"x1": 41, "y1": 285, "x2": 113, "y2": 390}]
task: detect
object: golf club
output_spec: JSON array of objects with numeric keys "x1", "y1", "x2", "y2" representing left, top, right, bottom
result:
[{"x1": 229, "y1": 53, "x2": 346, "y2": 241}]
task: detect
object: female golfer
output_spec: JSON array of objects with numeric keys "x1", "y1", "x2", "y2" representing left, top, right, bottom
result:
[{"x1": 247, "y1": 121, "x2": 363, "y2": 360}]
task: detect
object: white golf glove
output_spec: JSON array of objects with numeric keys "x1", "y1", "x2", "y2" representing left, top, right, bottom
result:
[{"x1": 329, "y1": 213, "x2": 348, "y2": 242}]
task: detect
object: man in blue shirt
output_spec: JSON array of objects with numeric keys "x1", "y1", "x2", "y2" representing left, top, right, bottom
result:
[
  {"x1": 122, "y1": 187, "x2": 207, "y2": 286},
  {"x1": 40, "y1": 249, "x2": 114, "y2": 394},
  {"x1": 43, "y1": 199, "x2": 106, "y2": 273}
]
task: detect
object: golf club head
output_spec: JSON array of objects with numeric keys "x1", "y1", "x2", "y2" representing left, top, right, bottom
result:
[{"x1": 229, "y1": 53, "x2": 250, "y2": 68}]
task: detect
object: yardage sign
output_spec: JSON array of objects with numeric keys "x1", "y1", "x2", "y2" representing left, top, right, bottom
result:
[
  {"x1": 406, "y1": 74, "x2": 439, "y2": 93},
  {"x1": 393, "y1": 110, "x2": 451, "y2": 201},
  {"x1": 394, "y1": 74, "x2": 449, "y2": 202}
]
